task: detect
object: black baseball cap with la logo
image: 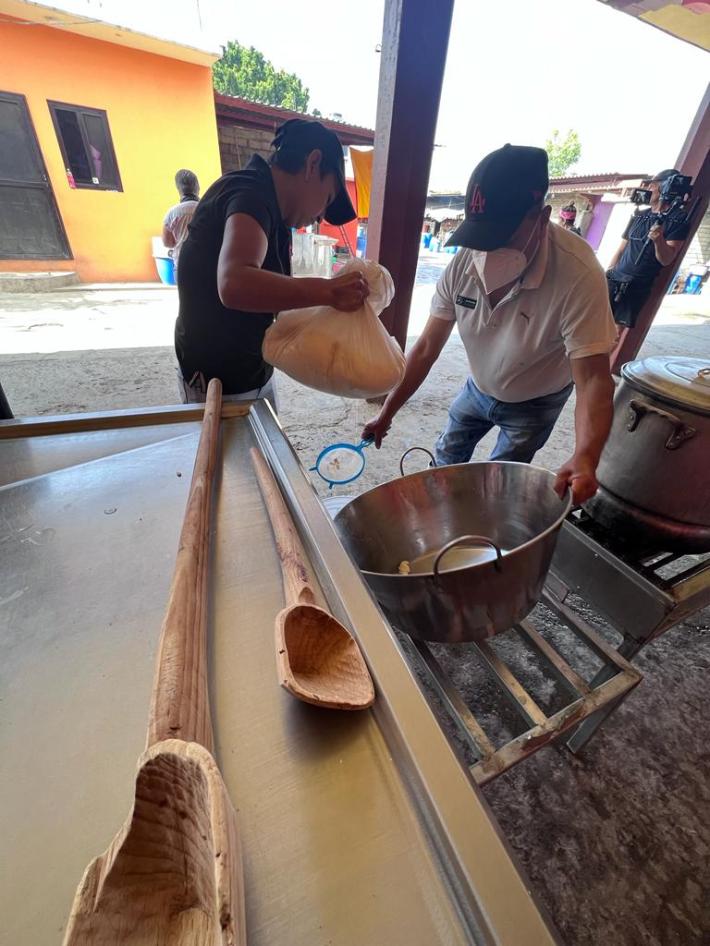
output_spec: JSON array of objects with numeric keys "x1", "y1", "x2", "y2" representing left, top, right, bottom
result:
[{"x1": 447, "y1": 144, "x2": 549, "y2": 251}]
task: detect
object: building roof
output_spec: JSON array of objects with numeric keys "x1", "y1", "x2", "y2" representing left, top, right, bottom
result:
[
  {"x1": 424, "y1": 173, "x2": 651, "y2": 208},
  {"x1": 597, "y1": 1, "x2": 710, "y2": 54},
  {"x1": 427, "y1": 207, "x2": 464, "y2": 222},
  {"x1": 550, "y1": 171, "x2": 651, "y2": 186},
  {"x1": 426, "y1": 192, "x2": 465, "y2": 205},
  {"x1": 548, "y1": 171, "x2": 651, "y2": 194},
  {"x1": 214, "y1": 93, "x2": 375, "y2": 147},
  {"x1": 0, "y1": 0, "x2": 220, "y2": 64}
]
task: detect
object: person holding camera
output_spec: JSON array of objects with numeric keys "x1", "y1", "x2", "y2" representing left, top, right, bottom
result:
[{"x1": 606, "y1": 169, "x2": 690, "y2": 328}]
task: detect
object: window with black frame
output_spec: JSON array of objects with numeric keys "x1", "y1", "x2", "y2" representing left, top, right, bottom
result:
[{"x1": 48, "y1": 101, "x2": 122, "y2": 191}]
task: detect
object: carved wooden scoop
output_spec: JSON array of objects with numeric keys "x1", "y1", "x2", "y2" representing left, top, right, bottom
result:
[
  {"x1": 251, "y1": 448, "x2": 374, "y2": 711},
  {"x1": 63, "y1": 380, "x2": 246, "y2": 946}
]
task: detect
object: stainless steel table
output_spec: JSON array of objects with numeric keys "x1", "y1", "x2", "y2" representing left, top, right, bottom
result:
[{"x1": 0, "y1": 401, "x2": 560, "y2": 946}]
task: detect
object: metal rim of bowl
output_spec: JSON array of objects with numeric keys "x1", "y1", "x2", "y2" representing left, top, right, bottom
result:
[{"x1": 336, "y1": 460, "x2": 573, "y2": 579}]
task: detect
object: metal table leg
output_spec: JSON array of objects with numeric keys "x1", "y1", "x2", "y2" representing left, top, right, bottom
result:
[
  {"x1": 565, "y1": 637, "x2": 644, "y2": 754},
  {"x1": 400, "y1": 600, "x2": 641, "y2": 784}
]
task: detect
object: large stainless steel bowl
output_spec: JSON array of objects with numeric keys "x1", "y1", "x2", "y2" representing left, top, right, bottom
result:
[{"x1": 334, "y1": 460, "x2": 571, "y2": 643}]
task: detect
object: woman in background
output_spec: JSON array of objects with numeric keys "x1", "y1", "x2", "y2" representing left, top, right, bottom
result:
[{"x1": 162, "y1": 169, "x2": 200, "y2": 274}]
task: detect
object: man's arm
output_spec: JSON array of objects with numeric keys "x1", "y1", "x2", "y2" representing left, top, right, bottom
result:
[
  {"x1": 648, "y1": 222, "x2": 684, "y2": 266},
  {"x1": 162, "y1": 224, "x2": 176, "y2": 248},
  {"x1": 362, "y1": 316, "x2": 454, "y2": 446},
  {"x1": 607, "y1": 238, "x2": 627, "y2": 272},
  {"x1": 217, "y1": 214, "x2": 368, "y2": 313},
  {"x1": 554, "y1": 354, "x2": 615, "y2": 505}
]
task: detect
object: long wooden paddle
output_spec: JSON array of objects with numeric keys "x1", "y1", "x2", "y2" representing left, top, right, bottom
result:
[
  {"x1": 63, "y1": 379, "x2": 245, "y2": 945},
  {"x1": 251, "y1": 447, "x2": 374, "y2": 711}
]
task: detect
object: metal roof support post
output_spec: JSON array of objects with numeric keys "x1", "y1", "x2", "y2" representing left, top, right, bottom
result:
[
  {"x1": 367, "y1": 0, "x2": 454, "y2": 352},
  {"x1": 611, "y1": 85, "x2": 710, "y2": 374}
]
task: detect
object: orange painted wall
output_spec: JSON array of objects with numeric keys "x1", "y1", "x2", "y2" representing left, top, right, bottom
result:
[{"x1": 0, "y1": 20, "x2": 222, "y2": 282}]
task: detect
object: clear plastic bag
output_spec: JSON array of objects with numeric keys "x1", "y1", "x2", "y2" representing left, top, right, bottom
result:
[{"x1": 262, "y1": 258, "x2": 405, "y2": 398}]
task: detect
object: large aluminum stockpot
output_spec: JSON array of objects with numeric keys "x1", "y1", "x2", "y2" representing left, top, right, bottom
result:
[
  {"x1": 587, "y1": 356, "x2": 710, "y2": 552},
  {"x1": 334, "y1": 455, "x2": 571, "y2": 643}
]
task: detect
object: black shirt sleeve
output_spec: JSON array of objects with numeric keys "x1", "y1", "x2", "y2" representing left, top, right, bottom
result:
[{"x1": 224, "y1": 190, "x2": 274, "y2": 239}]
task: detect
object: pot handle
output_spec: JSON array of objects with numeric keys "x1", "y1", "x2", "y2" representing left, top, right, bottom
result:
[
  {"x1": 626, "y1": 398, "x2": 697, "y2": 450},
  {"x1": 399, "y1": 446, "x2": 437, "y2": 477},
  {"x1": 432, "y1": 534, "x2": 503, "y2": 578}
]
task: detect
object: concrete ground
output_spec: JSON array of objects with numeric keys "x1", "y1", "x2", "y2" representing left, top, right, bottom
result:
[
  {"x1": 0, "y1": 260, "x2": 708, "y2": 494},
  {"x1": 1, "y1": 261, "x2": 709, "y2": 946}
]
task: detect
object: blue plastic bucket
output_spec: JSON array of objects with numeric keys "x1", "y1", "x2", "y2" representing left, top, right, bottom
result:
[
  {"x1": 684, "y1": 274, "x2": 703, "y2": 295},
  {"x1": 155, "y1": 256, "x2": 176, "y2": 286}
]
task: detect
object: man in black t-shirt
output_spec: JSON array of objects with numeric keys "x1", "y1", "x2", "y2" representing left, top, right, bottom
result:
[
  {"x1": 175, "y1": 120, "x2": 367, "y2": 405},
  {"x1": 606, "y1": 168, "x2": 689, "y2": 328}
]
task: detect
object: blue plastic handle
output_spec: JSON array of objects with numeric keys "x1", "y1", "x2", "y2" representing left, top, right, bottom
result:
[{"x1": 309, "y1": 438, "x2": 374, "y2": 488}]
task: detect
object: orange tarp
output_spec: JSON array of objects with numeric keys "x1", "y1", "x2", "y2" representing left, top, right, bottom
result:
[{"x1": 350, "y1": 147, "x2": 374, "y2": 219}]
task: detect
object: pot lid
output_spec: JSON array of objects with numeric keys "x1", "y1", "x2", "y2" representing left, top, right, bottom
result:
[{"x1": 622, "y1": 356, "x2": 710, "y2": 415}]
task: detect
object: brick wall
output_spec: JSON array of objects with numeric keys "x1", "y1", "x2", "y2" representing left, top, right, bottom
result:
[{"x1": 218, "y1": 122, "x2": 274, "y2": 172}]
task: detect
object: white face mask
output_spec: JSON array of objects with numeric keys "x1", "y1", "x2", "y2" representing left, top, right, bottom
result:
[{"x1": 470, "y1": 219, "x2": 541, "y2": 295}]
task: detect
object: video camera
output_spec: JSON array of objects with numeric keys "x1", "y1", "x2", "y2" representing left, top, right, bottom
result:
[
  {"x1": 629, "y1": 172, "x2": 693, "y2": 265},
  {"x1": 630, "y1": 187, "x2": 652, "y2": 206},
  {"x1": 630, "y1": 172, "x2": 692, "y2": 208},
  {"x1": 660, "y1": 172, "x2": 692, "y2": 203}
]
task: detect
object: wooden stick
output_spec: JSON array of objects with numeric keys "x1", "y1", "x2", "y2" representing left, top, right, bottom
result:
[
  {"x1": 147, "y1": 379, "x2": 222, "y2": 751},
  {"x1": 63, "y1": 378, "x2": 247, "y2": 946},
  {"x1": 250, "y1": 447, "x2": 316, "y2": 608},
  {"x1": 251, "y1": 447, "x2": 375, "y2": 712}
]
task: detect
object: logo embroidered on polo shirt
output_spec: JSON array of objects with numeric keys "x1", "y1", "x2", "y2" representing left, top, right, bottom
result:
[{"x1": 456, "y1": 294, "x2": 478, "y2": 309}]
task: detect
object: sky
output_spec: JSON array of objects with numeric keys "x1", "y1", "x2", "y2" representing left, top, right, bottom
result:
[
  {"x1": 50, "y1": 0, "x2": 708, "y2": 191},
  {"x1": 199, "y1": 0, "x2": 708, "y2": 192}
]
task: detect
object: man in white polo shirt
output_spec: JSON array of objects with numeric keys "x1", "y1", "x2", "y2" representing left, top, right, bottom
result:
[{"x1": 363, "y1": 144, "x2": 616, "y2": 505}]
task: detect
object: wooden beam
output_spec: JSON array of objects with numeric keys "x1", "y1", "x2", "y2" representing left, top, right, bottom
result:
[
  {"x1": 676, "y1": 83, "x2": 710, "y2": 179},
  {"x1": 0, "y1": 401, "x2": 250, "y2": 439},
  {"x1": 367, "y1": 0, "x2": 454, "y2": 351},
  {"x1": 611, "y1": 87, "x2": 710, "y2": 373}
]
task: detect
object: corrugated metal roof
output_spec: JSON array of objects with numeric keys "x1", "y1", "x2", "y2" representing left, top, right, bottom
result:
[
  {"x1": 549, "y1": 171, "x2": 651, "y2": 185},
  {"x1": 214, "y1": 93, "x2": 375, "y2": 146}
]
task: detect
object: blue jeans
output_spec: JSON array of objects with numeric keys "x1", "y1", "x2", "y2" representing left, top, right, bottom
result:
[{"x1": 434, "y1": 376, "x2": 573, "y2": 465}]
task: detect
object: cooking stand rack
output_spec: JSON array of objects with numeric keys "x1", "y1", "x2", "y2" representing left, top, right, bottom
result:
[
  {"x1": 403, "y1": 588, "x2": 642, "y2": 786},
  {"x1": 548, "y1": 511, "x2": 710, "y2": 752}
]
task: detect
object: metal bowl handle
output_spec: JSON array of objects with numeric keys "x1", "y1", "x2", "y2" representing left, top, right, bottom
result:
[
  {"x1": 399, "y1": 446, "x2": 437, "y2": 477},
  {"x1": 432, "y1": 534, "x2": 503, "y2": 577},
  {"x1": 627, "y1": 398, "x2": 696, "y2": 450}
]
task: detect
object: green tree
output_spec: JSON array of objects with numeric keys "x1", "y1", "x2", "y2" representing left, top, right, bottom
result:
[
  {"x1": 213, "y1": 41, "x2": 310, "y2": 112},
  {"x1": 545, "y1": 129, "x2": 582, "y2": 178}
]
